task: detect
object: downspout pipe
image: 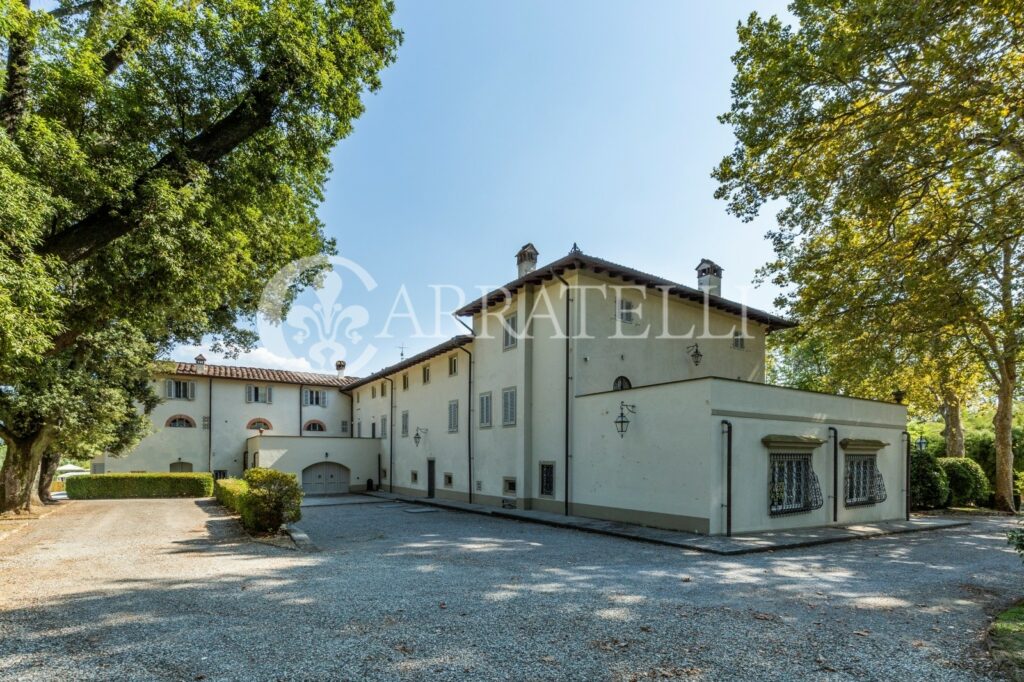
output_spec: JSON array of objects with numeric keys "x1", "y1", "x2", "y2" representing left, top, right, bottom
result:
[
  {"x1": 721, "y1": 420, "x2": 733, "y2": 537},
  {"x1": 902, "y1": 430, "x2": 911, "y2": 520},
  {"x1": 208, "y1": 377, "x2": 213, "y2": 473},
  {"x1": 553, "y1": 270, "x2": 572, "y2": 516},
  {"x1": 384, "y1": 377, "x2": 395, "y2": 494},
  {"x1": 828, "y1": 426, "x2": 838, "y2": 523},
  {"x1": 299, "y1": 384, "x2": 303, "y2": 437},
  {"x1": 459, "y1": 345, "x2": 474, "y2": 504}
]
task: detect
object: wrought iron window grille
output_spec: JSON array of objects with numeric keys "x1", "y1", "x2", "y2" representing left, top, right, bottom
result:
[{"x1": 768, "y1": 453, "x2": 824, "y2": 516}]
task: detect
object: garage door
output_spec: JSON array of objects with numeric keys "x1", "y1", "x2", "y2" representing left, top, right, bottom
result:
[{"x1": 301, "y1": 462, "x2": 350, "y2": 495}]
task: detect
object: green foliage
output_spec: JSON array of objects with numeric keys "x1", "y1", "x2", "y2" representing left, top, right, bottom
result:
[
  {"x1": 66, "y1": 473, "x2": 213, "y2": 499},
  {"x1": 238, "y1": 468, "x2": 301, "y2": 533},
  {"x1": 910, "y1": 450, "x2": 949, "y2": 510},
  {"x1": 988, "y1": 600, "x2": 1024, "y2": 676},
  {"x1": 214, "y1": 477, "x2": 249, "y2": 514},
  {"x1": 937, "y1": 457, "x2": 990, "y2": 507}
]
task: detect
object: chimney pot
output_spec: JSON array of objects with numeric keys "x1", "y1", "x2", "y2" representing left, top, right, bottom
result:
[
  {"x1": 516, "y1": 243, "x2": 539, "y2": 277},
  {"x1": 696, "y1": 259, "x2": 723, "y2": 297},
  {"x1": 335, "y1": 360, "x2": 347, "y2": 379}
]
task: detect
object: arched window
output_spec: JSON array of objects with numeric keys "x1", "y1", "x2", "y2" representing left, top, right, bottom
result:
[
  {"x1": 246, "y1": 418, "x2": 273, "y2": 431},
  {"x1": 612, "y1": 376, "x2": 632, "y2": 391},
  {"x1": 304, "y1": 420, "x2": 326, "y2": 432},
  {"x1": 166, "y1": 415, "x2": 196, "y2": 428}
]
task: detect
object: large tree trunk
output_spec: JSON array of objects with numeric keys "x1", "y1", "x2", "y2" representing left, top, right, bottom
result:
[
  {"x1": 0, "y1": 428, "x2": 54, "y2": 514},
  {"x1": 992, "y1": 375, "x2": 1017, "y2": 512},
  {"x1": 940, "y1": 392, "x2": 966, "y2": 457},
  {"x1": 37, "y1": 451, "x2": 60, "y2": 504}
]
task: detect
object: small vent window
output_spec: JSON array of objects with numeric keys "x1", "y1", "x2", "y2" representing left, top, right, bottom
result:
[
  {"x1": 612, "y1": 376, "x2": 632, "y2": 391},
  {"x1": 540, "y1": 463, "x2": 555, "y2": 497}
]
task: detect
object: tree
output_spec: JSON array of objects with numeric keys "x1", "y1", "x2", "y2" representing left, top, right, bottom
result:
[
  {"x1": 715, "y1": 0, "x2": 1024, "y2": 510},
  {"x1": 0, "y1": 0, "x2": 401, "y2": 512}
]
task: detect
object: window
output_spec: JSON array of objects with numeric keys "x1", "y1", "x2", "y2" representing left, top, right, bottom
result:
[
  {"x1": 357, "y1": 421, "x2": 363, "y2": 437},
  {"x1": 503, "y1": 314, "x2": 518, "y2": 350},
  {"x1": 381, "y1": 415, "x2": 388, "y2": 439},
  {"x1": 540, "y1": 463, "x2": 555, "y2": 497},
  {"x1": 169, "y1": 461, "x2": 193, "y2": 473},
  {"x1": 214, "y1": 470, "x2": 228, "y2": 481},
  {"x1": 476, "y1": 480, "x2": 482, "y2": 492},
  {"x1": 381, "y1": 382, "x2": 387, "y2": 397},
  {"x1": 341, "y1": 420, "x2": 349, "y2": 434},
  {"x1": 503, "y1": 477, "x2": 517, "y2": 495},
  {"x1": 401, "y1": 410, "x2": 409, "y2": 437},
  {"x1": 422, "y1": 365, "x2": 431, "y2": 384},
  {"x1": 612, "y1": 376, "x2": 632, "y2": 391},
  {"x1": 845, "y1": 455, "x2": 886, "y2": 506},
  {"x1": 444, "y1": 473, "x2": 453, "y2": 488},
  {"x1": 448, "y1": 400, "x2": 459, "y2": 433},
  {"x1": 246, "y1": 418, "x2": 272, "y2": 431},
  {"x1": 732, "y1": 331, "x2": 746, "y2": 350},
  {"x1": 245, "y1": 384, "x2": 273, "y2": 404},
  {"x1": 448, "y1": 355, "x2": 458, "y2": 376},
  {"x1": 165, "y1": 415, "x2": 196, "y2": 428},
  {"x1": 371, "y1": 386, "x2": 376, "y2": 399},
  {"x1": 304, "y1": 420, "x2": 326, "y2": 432},
  {"x1": 617, "y1": 298, "x2": 636, "y2": 324},
  {"x1": 502, "y1": 387, "x2": 517, "y2": 426},
  {"x1": 768, "y1": 453, "x2": 822, "y2": 516},
  {"x1": 165, "y1": 379, "x2": 195, "y2": 400},
  {"x1": 303, "y1": 389, "x2": 327, "y2": 407},
  {"x1": 402, "y1": 373, "x2": 409, "y2": 391},
  {"x1": 411, "y1": 470, "x2": 419, "y2": 484},
  {"x1": 356, "y1": 392, "x2": 361, "y2": 404},
  {"x1": 479, "y1": 392, "x2": 492, "y2": 427}
]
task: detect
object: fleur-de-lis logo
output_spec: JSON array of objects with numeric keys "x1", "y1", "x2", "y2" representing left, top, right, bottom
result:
[{"x1": 258, "y1": 255, "x2": 378, "y2": 375}]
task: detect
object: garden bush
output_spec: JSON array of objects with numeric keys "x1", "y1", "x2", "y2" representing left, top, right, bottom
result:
[
  {"x1": 910, "y1": 450, "x2": 949, "y2": 510},
  {"x1": 214, "y1": 478, "x2": 249, "y2": 513},
  {"x1": 66, "y1": 473, "x2": 214, "y2": 499},
  {"x1": 238, "y1": 468, "x2": 302, "y2": 533},
  {"x1": 938, "y1": 457, "x2": 990, "y2": 506}
]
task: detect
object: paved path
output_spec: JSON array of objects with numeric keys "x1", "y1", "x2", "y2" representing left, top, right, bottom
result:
[{"x1": 1, "y1": 499, "x2": 1022, "y2": 680}]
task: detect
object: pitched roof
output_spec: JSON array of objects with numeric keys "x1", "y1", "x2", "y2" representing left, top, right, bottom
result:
[
  {"x1": 455, "y1": 251, "x2": 795, "y2": 330},
  {"x1": 342, "y1": 336, "x2": 474, "y2": 391},
  {"x1": 165, "y1": 362, "x2": 356, "y2": 387}
]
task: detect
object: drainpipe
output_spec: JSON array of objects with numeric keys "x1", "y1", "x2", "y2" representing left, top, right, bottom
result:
[
  {"x1": 902, "y1": 430, "x2": 911, "y2": 520},
  {"x1": 721, "y1": 420, "x2": 733, "y2": 537},
  {"x1": 385, "y1": 377, "x2": 395, "y2": 494},
  {"x1": 208, "y1": 377, "x2": 213, "y2": 473},
  {"x1": 299, "y1": 384, "x2": 303, "y2": 437},
  {"x1": 459, "y1": 345, "x2": 474, "y2": 504},
  {"x1": 828, "y1": 426, "x2": 838, "y2": 523},
  {"x1": 553, "y1": 270, "x2": 572, "y2": 516}
]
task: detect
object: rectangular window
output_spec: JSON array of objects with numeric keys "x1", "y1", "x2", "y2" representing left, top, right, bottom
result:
[
  {"x1": 448, "y1": 355, "x2": 458, "y2": 376},
  {"x1": 503, "y1": 314, "x2": 518, "y2": 350},
  {"x1": 444, "y1": 473, "x2": 453, "y2": 488},
  {"x1": 732, "y1": 331, "x2": 746, "y2": 350},
  {"x1": 503, "y1": 477, "x2": 517, "y2": 495},
  {"x1": 401, "y1": 410, "x2": 409, "y2": 437},
  {"x1": 769, "y1": 453, "x2": 814, "y2": 516},
  {"x1": 341, "y1": 420, "x2": 349, "y2": 434},
  {"x1": 381, "y1": 416, "x2": 388, "y2": 439},
  {"x1": 381, "y1": 382, "x2": 387, "y2": 397},
  {"x1": 617, "y1": 298, "x2": 636, "y2": 324},
  {"x1": 411, "y1": 471, "x2": 419, "y2": 484},
  {"x1": 501, "y1": 387, "x2": 517, "y2": 426},
  {"x1": 245, "y1": 384, "x2": 272, "y2": 404},
  {"x1": 371, "y1": 386, "x2": 376, "y2": 399},
  {"x1": 166, "y1": 379, "x2": 196, "y2": 400},
  {"x1": 304, "y1": 389, "x2": 327, "y2": 407},
  {"x1": 479, "y1": 392, "x2": 492, "y2": 427},
  {"x1": 540, "y1": 463, "x2": 555, "y2": 497},
  {"x1": 448, "y1": 400, "x2": 459, "y2": 433},
  {"x1": 402, "y1": 373, "x2": 409, "y2": 391},
  {"x1": 356, "y1": 392, "x2": 360, "y2": 404},
  {"x1": 423, "y1": 365, "x2": 431, "y2": 384},
  {"x1": 357, "y1": 421, "x2": 362, "y2": 437},
  {"x1": 845, "y1": 455, "x2": 882, "y2": 506},
  {"x1": 214, "y1": 470, "x2": 228, "y2": 481}
]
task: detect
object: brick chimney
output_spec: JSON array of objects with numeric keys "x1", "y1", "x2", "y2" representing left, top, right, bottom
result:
[
  {"x1": 516, "y1": 243, "x2": 539, "y2": 277},
  {"x1": 696, "y1": 259, "x2": 723, "y2": 297}
]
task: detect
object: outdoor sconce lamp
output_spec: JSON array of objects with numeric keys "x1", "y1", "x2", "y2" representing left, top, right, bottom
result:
[
  {"x1": 614, "y1": 402, "x2": 637, "y2": 438},
  {"x1": 686, "y1": 343, "x2": 703, "y2": 366},
  {"x1": 414, "y1": 427, "x2": 428, "y2": 447},
  {"x1": 892, "y1": 389, "x2": 905, "y2": 404},
  {"x1": 916, "y1": 435, "x2": 928, "y2": 454}
]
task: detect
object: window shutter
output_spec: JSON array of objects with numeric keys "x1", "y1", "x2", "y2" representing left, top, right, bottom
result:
[
  {"x1": 165, "y1": 379, "x2": 174, "y2": 398},
  {"x1": 188, "y1": 381, "x2": 196, "y2": 400},
  {"x1": 266, "y1": 385, "x2": 273, "y2": 404},
  {"x1": 322, "y1": 391, "x2": 328, "y2": 407},
  {"x1": 245, "y1": 385, "x2": 253, "y2": 403},
  {"x1": 302, "y1": 389, "x2": 309, "y2": 406}
]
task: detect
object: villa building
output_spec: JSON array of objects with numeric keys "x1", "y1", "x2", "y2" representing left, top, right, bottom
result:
[{"x1": 93, "y1": 245, "x2": 909, "y2": 535}]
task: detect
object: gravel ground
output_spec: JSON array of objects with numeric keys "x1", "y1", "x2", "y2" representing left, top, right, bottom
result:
[{"x1": 1, "y1": 499, "x2": 1022, "y2": 681}]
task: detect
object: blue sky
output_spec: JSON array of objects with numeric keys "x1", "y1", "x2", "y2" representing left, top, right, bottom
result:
[{"x1": 177, "y1": 0, "x2": 794, "y2": 375}]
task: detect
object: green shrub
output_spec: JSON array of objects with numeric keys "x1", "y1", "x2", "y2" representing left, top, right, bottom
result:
[
  {"x1": 214, "y1": 478, "x2": 249, "y2": 513},
  {"x1": 238, "y1": 468, "x2": 302, "y2": 533},
  {"x1": 910, "y1": 450, "x2": 950, "y2": 510},
  {"x1": 66, "y1": 473, "x2": 214, "y2": 499},
  {"x1": 938, "y1": 457, "x2": 990, "y2": 506}
]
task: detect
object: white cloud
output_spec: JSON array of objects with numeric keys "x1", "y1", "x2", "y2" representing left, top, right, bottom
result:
[{"x1": 171, "y1": 345, "x2": 317, "y2": 372}]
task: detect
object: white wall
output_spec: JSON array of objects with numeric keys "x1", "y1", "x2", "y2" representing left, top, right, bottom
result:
[{"x1": 246, "y1": 435, "x2": 380, "y2": 491}]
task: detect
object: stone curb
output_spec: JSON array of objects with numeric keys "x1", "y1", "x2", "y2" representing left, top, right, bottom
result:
[{"x1": 284, "y1": 523, "x2": 320, "y2": 552}]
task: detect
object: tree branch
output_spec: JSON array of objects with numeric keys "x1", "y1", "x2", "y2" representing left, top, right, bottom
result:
[{"x1": 39, "y1": 66, "x2": 291, "y2": 263}]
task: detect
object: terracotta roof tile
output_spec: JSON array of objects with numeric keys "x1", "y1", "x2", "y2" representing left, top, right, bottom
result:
[{"x1": 169, "y1": 362, "x2": 356, "y2": 387}]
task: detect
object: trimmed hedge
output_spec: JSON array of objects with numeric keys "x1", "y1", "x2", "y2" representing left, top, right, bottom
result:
[
  {"x1": 214, "y1": 478, "x2": 249, "y2": 513},
  {"x1": 66, "y1": 473, "x2": 214, "y2": 499},
  {"x1": 910, "y1": 450, "x2": 949, "y2": 510},
  {"x1": 938, "y1": 457, "x2": 990, "y2": 506},
  {"x1": 214, "y1": 469, "x2": 302, "y2": 533}
]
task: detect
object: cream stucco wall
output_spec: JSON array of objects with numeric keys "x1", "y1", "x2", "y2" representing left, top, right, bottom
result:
[{"x1": 245, "y1": 435, "x2": 380, "y2": 491}]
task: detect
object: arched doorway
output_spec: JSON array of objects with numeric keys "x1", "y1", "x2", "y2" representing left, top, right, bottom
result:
[{"x1": 301, "y1": 462, "x2": 350, "y2": 495}]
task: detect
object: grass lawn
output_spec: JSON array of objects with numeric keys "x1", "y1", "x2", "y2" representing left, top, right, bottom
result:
[{"x1": 990, "y1": 603, "x2": 1024, "y2": 680}]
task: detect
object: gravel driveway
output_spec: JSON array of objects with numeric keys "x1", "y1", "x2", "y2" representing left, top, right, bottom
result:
[{"x1": 1, "y1": 499, "x2": 1021, "y2": 681}]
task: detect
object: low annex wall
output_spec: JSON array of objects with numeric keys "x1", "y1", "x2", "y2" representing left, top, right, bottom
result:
[{"x1": 246, "y1": 436, "x2": 383, "y2": 492}]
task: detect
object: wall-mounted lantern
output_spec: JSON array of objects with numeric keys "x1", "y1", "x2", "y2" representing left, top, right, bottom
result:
[
  {"x1": 614, "y1": 402, "x2": 637, "y2": 438},
  {"x1": 686, "y1": 343, "x2": 703, "y2": 366},
  {"x1": 892, "y1": 389, "x2": 906, "y2": 404},
  {"x1": 414, "y1": 427, "x2": 428, "y2": 447}
]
